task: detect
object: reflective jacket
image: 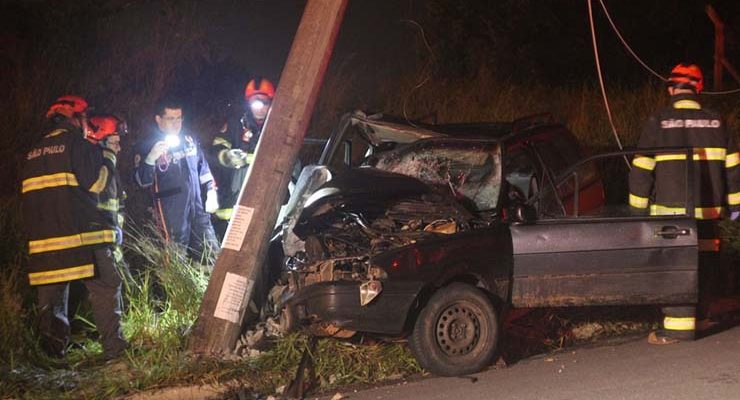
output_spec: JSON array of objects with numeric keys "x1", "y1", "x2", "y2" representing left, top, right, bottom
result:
[
  {"x1": 98, "y1": 149, "x2": 124, "y2": 228},
  {"x1": 629, "y1": 94, "x2": 740, "y2": 219},
  {"x1": 208, "y1": 117, "x2": 258, "y2": 221},
  {"x1": 21, "y1": 123, "x2": 115, "y2": 286}
]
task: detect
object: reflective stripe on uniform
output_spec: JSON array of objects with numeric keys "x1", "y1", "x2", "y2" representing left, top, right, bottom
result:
[
  {"x1": 28, "y1": 264, "x2": 95, "y2": 286},
  {"x1": 44, "y1": 129, "x2": 67, "y2": 138},
  {"x1": 654, "y1": 154, "x2": 686, "y2": 162},
  {"x1": 103, "y1": 151, "x2": 117, "y2": 166},
  {"x1": 663, "y1": 316, "x2": 696, "y2": 331},
  {"x1": 200, "y1": 172, "x2": 214, "y2": 185},
  {"x1": 218, "y1": 149, "x2": 231, "y2": 167},
  {"x1": 89, "y1": 166, "x2": 109, "y2": 194},
  {"x1": 22, "y1": 172, "x2": 79, "y2": 193},
  {"x1": 632, "y1": 156, "x2": 656, "y2": 171},
  {"x1": 726, "y1": 152, "x2": 740, "y2": 168},
  {"x1": 673, "y1": 100, "x2": 701, "y2": 110},
  {"x1": 98, "y1": 199, "x2": 120, "y2": 212},
  {"x1": 214, "y1": 208, "x2": 233, "y2": 220},
  {"x1": 654, "y1": 148, "x2": 726, "y2": 162},
  {"x1": 212, "y1": 136, "x2": 232, "y2": 149},
  {"x1": 629, "y1": 193, "x2": 649, "y2": 208},
  {"x1": 728, "y1": 191, "x2": 740, "y2": 206},
  {"x1": 698, "y1": 238, "x2": 720, "y2": 252},
  {"x1": 28, "y1": 229, "x2": 116, "y2": 254},
  {"x1": 650, "y1": 204, "x2": 723, "y2": 219}
]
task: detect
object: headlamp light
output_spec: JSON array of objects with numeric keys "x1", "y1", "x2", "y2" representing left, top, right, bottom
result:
[{"x1": 249, "y1": 99, "x2": 266, "y2": 111}]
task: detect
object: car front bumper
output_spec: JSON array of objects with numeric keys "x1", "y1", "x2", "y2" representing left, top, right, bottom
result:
[{"x1": 286, "y1": 280, "x2": 424, "y2": 335}]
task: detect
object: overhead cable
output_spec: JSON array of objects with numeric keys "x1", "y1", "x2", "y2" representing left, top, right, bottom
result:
[
  {"x1": 598, "y1": 0, "x2": 740, "y2": 95},
  {"x1": 596, "y1": 0, "x2": 667, "y2": 82},
  {"x1": 587, "y1": 0, "x2": 625, "y2": 153}
]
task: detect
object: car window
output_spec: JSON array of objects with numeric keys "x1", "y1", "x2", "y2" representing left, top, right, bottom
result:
[
  {"x1": 326, "y1": 124, "x2": 374, "y2": 171},
  {"x1": 375, "y1": 141, "x2": 503, "y2": 212},
  {"x1": 539, "y1": 152, "x2": 692, "y2": 219}
]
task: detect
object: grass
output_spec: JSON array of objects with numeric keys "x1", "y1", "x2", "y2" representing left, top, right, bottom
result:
[{"x1": 0, "y1": 220, "x2": 421, "y2": 399}]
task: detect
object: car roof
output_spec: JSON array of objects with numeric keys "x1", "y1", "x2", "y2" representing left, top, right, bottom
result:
[{"x1": 349, "y1": 111, "x2": 569, "y2": 145}]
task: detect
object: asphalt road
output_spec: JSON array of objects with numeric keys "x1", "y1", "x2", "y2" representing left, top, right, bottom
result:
[{"x1": 333, "y1": 326, "x2": 740, "y2": 400}]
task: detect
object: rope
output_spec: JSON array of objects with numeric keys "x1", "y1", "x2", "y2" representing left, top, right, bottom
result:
[
  {"x1": 598, "y1": 0, "x2": 740, "y2": 96},
  {"x1": 587, "y1": 0, "x2": 625, "y2": 151}
]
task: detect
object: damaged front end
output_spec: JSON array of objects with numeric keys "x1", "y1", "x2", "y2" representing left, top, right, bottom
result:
[
  {"x1": 270, "y1": 167, "x2": 476, "y2": 338},
  {"x1": 243, "y1": 113, "x2": 504, "y2": 347}
]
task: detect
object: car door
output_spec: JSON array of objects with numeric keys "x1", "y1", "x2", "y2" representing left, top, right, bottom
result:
[{"x1": 509, "y1": 149, "x2": 698, "y2": 308}]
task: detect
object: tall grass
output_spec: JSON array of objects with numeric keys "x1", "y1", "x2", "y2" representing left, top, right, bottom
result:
[{"x1": 1, "y1": 217, "x2": 420, "y2": 398}]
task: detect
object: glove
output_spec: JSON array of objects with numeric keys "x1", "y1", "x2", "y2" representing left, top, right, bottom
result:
[
  {"x1": 226, "y1": 149, "x2": 249, "y2": 168},
  {"x1": 731, "y1": 211, "x2": 740, "y2": 221},
  {"x1": 205, "y1": 189, "x2": 219, "y2": 213},
  {"x1": 144, "y1": 141, "x2": 168, "y2": 165}
]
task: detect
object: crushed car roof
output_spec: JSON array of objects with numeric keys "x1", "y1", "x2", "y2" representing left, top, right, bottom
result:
[{"x1": 348, "y1": 111, "x2": 560, "y2": 144}]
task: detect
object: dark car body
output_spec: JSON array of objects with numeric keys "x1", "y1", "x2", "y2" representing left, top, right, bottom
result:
[{"x1": 269, "y1": 112, "x2": 698, "y2": 342}]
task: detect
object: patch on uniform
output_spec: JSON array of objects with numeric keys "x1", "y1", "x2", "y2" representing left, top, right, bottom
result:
[
  {"x1": 134, "y1": 154, "x2": 141, "y2": 168},
  {"x1": 661, "y1": 119, "x2": 721, "y2": 129}
]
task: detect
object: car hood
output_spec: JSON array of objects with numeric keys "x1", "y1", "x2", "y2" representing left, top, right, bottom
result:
[{"x1": 279, "y1": 165, "x2": 432, "y2": 256}]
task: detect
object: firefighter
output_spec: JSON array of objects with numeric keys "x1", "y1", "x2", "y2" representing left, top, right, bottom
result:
[
  {"x1": 209, "y1": 78, "x2": 275, "y2": 240},
  {"x1": 629, "y1": 63, "x2": 740, "y2": 344},
  {"x1": 87, "y1": 115, "x2": 127, "y2": 264},
  {"x1": 21, "y1": 95, "x2": 128, "y2": 359},
  {"x1": 134, "y1": 97, "x2": 219, "y2": 261}
]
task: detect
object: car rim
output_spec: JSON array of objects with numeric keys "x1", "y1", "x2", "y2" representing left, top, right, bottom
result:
[{"x1": 435, "y1": 301, "x2": 482, "y2": 357}]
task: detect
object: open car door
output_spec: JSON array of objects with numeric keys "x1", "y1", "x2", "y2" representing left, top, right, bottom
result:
[{"x1": 510, "y1": 149, "x2": 698, "y2": 308}]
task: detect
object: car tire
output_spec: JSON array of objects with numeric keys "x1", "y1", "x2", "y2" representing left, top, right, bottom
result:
[{"x1": 409, "y1": 282, "x2": 499, "y2": 376}]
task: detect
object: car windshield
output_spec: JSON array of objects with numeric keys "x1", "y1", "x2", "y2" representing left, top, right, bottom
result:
[{"x1": 374, "y1": 140, "x2": 503, "y2": 212}]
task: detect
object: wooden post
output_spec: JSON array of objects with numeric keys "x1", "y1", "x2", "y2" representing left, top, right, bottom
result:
[
  {"x1": 706, "y1": 5, "x2": 725, "y2": 91},
  {"x1": 189, "y1": 0, "x2": 348, "y2": 355}
]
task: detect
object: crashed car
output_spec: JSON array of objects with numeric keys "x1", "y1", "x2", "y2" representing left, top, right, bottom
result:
[{"x1": 261, "y1": 111, "x2": 698, "y2": 376}]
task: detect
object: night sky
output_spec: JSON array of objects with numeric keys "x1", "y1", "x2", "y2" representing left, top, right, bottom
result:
[{"x1": 5, "y1": 1, "x2": 740, "y2": 92}]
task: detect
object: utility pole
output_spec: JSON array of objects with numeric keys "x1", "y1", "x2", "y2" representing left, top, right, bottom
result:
[
  {"x1": 706, "y1": 5, "x2": 725, "y2": 91},
  {"x1": 189, "y1": 0, "x2": 348, "y2": 355}
]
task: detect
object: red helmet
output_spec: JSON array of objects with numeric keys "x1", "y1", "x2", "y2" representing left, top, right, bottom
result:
[
  {"x1": 87, "y1": 115, "x2": 127, "y2": 144},
  {"x1": 46, "y1": 95, "x2": 89, "y2": 119},
  {"x1": 244, "y1": 77, "x2": 275, "y2": 100},
  {"x1": 668, "y1": 63, "x2": 704, "y2": 93}
]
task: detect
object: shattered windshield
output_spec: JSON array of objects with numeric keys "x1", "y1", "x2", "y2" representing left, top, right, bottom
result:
[{"x1": 374, "y1": 141, "x2": 502, "y2": 212}]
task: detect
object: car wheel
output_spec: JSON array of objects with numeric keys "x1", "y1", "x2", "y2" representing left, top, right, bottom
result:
[{"x1": 409, "y1": 283, "x2": 499, "y2": 376}]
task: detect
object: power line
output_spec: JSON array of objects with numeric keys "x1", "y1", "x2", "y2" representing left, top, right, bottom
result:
[
  {"x1": 587, "y1": 0, "x2": 625, "y2": 153},
  {"x1": 596, "y1": 0, "x2": 666, "y2": 82},
  {"x1": 597, "y1": 0, "x2": 740, "y2": 95}
]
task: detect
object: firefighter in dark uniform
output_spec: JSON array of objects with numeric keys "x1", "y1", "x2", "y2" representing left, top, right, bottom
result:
[
  {"x1": 87, "y1": 115, "x2": 127, "y2": 265},
  {"x1": 629, "y1": 63, "x2": 740, "y2": 344},
  {"x1": 134, "y1": 97, "x2": 219, "y2": 261},
  {"x1": 209, "y1": 78, "x2": 275, "y2": 240},
  {"x1": 21, "y1": 96, "x2": 128, "y2": 359}
]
